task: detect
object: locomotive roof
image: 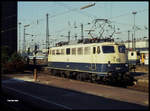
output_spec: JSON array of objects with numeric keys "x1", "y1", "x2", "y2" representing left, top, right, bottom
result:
[{"x1": 50, "y1": 42, "x2": 125, "y2": 49}]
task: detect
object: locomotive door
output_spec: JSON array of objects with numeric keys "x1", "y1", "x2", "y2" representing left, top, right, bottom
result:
[{"x1": 91, "y1": 46, "x2": 97, "y2": 70}]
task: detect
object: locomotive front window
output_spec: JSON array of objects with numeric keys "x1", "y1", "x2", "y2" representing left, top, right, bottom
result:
[
  {"x1": 102, "y1": 46, "x2": 114, "y2": 53},
  {"x1": 118, "y1": 45, "x2": 125, "y2": 53}
]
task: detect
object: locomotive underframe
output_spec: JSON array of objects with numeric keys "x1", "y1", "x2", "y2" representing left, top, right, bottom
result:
[{"x1": 47, "y1": 67, "x2": 135, "y2": 86}]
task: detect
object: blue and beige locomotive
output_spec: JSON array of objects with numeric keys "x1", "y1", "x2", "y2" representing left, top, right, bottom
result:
[{"x1": 47, "y1": 38, "x2": 133, "y2": 84}]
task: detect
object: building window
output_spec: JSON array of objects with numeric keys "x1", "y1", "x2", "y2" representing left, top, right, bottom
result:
[
  {"x1": 66, "y1": 48, "x2": 70, "y2": 55},
  {"x1": 78, "y1": 47, "x2": 83, "y2": 55},
  {"x1": 84, "y1": 47, "x2": 90, "y2": 55},
  {"x1": 72, "y1": 48, "x2": 76, "y2": 55}
]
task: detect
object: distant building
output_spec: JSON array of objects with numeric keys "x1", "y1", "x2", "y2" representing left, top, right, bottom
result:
[
  {"x1": 121, "y1": 38, "x2": 149, "y2": 51},
  {"x1": 1, "y1": 1, "x2": 17, "y2": 55}
]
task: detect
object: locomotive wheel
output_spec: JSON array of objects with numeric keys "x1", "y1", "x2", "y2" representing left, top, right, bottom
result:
[
  {"x1": 90, "y1": 75, "x2": 97, "y2": 83},
  {"x1": 61, "y1": 72, "x2": 67, "y2": 78},
  {"x1": 70, "y1": 72, "x2": 76, "y2": 79},
  {"x1": 62, "y1": 74, "x2": 65, "y2": 78},
  {"x1": 52, "y1": 69, "x2": 57, "y2": 76},
  {"x1": 65, "y1": 71, "x2": 70, "y2": 78},
  {"x1": 76, "y1": 73, "x2": 82, "y2": 81},
  {"x1": 57, "y1": 70, "x2": 62, "y2": 77}
]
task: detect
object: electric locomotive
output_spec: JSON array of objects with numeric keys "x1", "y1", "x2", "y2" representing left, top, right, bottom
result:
[{"x1": 47, "y1": 38, "x2": 134, "y2": 84}]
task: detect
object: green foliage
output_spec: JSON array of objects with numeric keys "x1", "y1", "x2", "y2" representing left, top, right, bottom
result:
[{"x1": 1, "y1": 47, "x2": 27, "y2": 74}]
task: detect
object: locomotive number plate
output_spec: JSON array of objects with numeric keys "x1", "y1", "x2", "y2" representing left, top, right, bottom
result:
[{"x1": 116, "y1": 67, "x2": 121, "y2": 70}]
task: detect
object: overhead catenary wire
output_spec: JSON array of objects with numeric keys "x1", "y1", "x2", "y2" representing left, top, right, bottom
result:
[
  {"x1": 17, "y1": 3, "x2": 148, "y2": 45},
  {"x1": 18, "y1": 3, "x2": 148, "y2": 32},
  {"x1": 54, "y1": 3, "x2": 148, "y2": 34}
]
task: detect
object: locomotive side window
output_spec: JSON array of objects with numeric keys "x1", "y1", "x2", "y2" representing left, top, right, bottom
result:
[
  {"x1": 56, "y1": 49, "x2": 60, "y2": 55},
  {"x1": 93, "y1": 47, "x2": 96, "y2": 54},
  {"x1": 118, "y1": 45, "x2": 125, "y2": 53},
  {"x1": 52, "y1": 50, "x2": 55, "y2": 55},
  {"x1": 102, "y1": 46, "x2": 114, "y2": 53},
  {"x1": 72, "y1": 48, "x2": 76, "y2": 55},
  {"x1": 66, "y1": 48, "x2": 70, "y2": 55},
  {"x1": 97, "y1": 46, "x2": 100, "y2": 54},
  {"x1": 49, "y1": 49, "x2": 51, "y2": 55},
  {"x1": 78, "y1": 47, "x2": 83, "y2": 55},
  {"x1": 84, "y1": 47, "x2": 90, "y2": 55},
  {"x1": 61, "y1": 49, "x2": 64, "y2": 55}
]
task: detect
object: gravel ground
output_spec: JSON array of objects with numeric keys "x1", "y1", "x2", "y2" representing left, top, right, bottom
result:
[{"x1": 2, "y1": 65, "x2": 149, "y2": 93}]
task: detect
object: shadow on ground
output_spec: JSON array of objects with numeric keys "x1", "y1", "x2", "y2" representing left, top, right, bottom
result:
[
  {"x1": 2, "y1": 76, "x2": 148, "y2": 110},
  {"x1": 130, "y1": 72, "x2": 148, "y2": 77}
]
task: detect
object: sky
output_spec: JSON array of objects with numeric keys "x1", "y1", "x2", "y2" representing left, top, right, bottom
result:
[{"x1": 18, "y1": 1, "x2": 149, "y2": 51}]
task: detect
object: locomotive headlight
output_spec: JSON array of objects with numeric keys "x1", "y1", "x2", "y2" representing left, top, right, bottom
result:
[
  {"x1": 108, "y1": 64, "x2": 111, "y2": 67},
  {"x1": 125, "y1": 63, "x2": 128, "y2": 67},
  {"x1": 108, "y1": 61, "x2": 111, "y2": 67}
]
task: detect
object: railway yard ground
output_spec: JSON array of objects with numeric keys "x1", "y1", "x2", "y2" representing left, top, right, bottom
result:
[{"x1": 1, "y1": 65, "x2": 149, "y2": 110}]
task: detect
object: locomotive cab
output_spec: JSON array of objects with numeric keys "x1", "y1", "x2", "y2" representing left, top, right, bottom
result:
[{"x1": 99, "y1": 43, "x2": 129, "y2": 74}]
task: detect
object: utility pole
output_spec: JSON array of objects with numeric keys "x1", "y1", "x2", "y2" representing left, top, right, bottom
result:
[
  {"x1": 23, "y1": 24, "x2": 30, "y2": 53},
  {"x1": 128, "y1": 30, "x2": 130, "y2": 50},
  {"x1": 132, "y1": 11, "x2": 137, "y2": 51},
  {"x1": 68, "y1": 21, "x2": 71, "y2": 43},
  {"x1": 18, "y1": 22, "x2": 21, "y2": 53},
  {"x1": 75, "y1": 34, "x2": 77, "y2": 41},
  {"x1": 132, "y1": 33, "x2": 134, "y2": 50},
  {"x1": 74, "y1": 21, "x2": 77, "y2": 41},
  {"x1": 68, "y1": 31, "x2": 70, "y2": 43},
  {"x1": 23, "y1": 27, "x2": 25, "y2": 53},
  {"x1": 81, "y1": 23, "x2": 84, "y2": 41},
  {"x1": 46, "y1": 13, "x2": 49, "y2": 49}
]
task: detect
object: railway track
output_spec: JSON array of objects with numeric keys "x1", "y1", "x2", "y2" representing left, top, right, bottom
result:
[
  {"x1": 9, "y1": 64, "x2": 147, "y2": 92},
  {"x1": 37, "y1": 71, "x2": 138, "y2": 91}
]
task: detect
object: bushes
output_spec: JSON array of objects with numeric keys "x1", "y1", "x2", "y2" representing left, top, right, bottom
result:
[
  {"x1": 5, "y1": 53, "x2": 27, "y2": 73},
  {"x1": 1, "y1": 46, "x2": 27, "y2": 74}
]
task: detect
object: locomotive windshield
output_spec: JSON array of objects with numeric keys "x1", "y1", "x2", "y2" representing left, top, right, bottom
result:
[
  {"x1": 102, "y1": 46, "x2": 115, "y2": 53},
  {"x1": 118, "y1": 45, "x2": 125, "y2": 53}
]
